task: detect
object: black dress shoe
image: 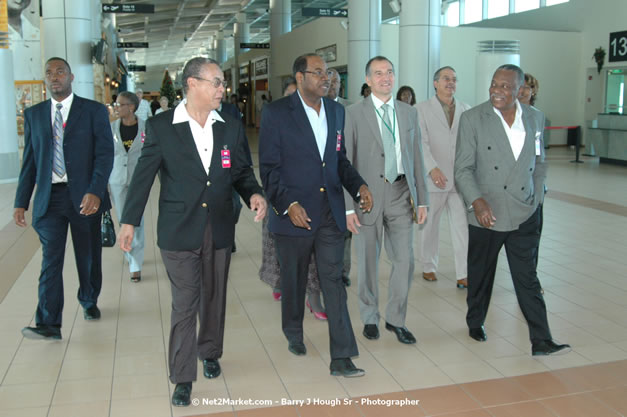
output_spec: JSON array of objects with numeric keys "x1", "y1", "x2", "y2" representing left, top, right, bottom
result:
[
  {"x1": 342, "y1": 275, "x2": 351, "y2": 287},
  {"x1": 172, "y1": 382, "x2": 192, "y2": 407},
  {"x1": 385, "y1": 322, "x2": 416, "y2": 344},
  {"x1": 203, "y1": 359, "x2": 221, "y2": 379},
  {"x1": 469, "y1": 326, "x2": 487, "y2": 342},
  {"x1": 363, "y1": 324, "x2": 379, "y2": 340},
  {"x1": 84, "y1": 306, "x2": 101, "y2": 320},
  {"x1": 21, "y1": 325, "x2": 61, "y2": 340},
  {"x1": 288, "y1": 341, "x2": 306, "y2": 356},
  {"x1": 532, "y1": 340, "x2": 571, "y2": 356},
  {"x1": 330, "y1": 358, "x2": 365, "y2": 378}
]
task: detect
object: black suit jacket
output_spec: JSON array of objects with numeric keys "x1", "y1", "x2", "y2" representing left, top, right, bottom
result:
[
  {"x1": 14, "y1": 95, "x2": 113, "y2": 218},
  {"x1": 259, "y1": 92, "x2": 366, "y2": 237},
  {"x1": 121, "y1": 108, "x2": 262, "y2": 251}
]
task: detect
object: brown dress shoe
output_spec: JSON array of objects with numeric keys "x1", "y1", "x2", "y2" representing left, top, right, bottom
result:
[
  {"x1": 423, "y1": 272, "x2": 437, "y2": 281},
  {"x1": 457, "y1": 278, "x2": 468, "y2": 288}
]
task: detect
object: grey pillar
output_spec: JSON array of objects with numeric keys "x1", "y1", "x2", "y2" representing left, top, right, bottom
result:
[
  {"x1": 270, "y1": 0, "x2": 291, "y2": 98},
  {"x1": 42, "y1": 0, "x2": 94, "y2": 99},
  {"x1": 233, "y1": 13, "x2": 250, "y2": 94},
  {"x1": 0, "y1": 50, "x2": 20, "y2": 183},
  {"x1": 399, "y1": 0, "x2": 441, "y2": 102},
  {"x1": 347, "y1": 0, "x2": 380, "y2": 103}
]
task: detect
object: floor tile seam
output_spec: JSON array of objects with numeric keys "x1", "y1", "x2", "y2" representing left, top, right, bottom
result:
[
  {"x1": 536, "y1": 389, "x2": 626, "y2": 415},
  {"x1": 546, "y1": 191, "x2": 627, "y2": 217}
]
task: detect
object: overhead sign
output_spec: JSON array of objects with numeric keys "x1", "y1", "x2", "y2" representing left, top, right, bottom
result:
[
  {"x1": 129, "y1": 65, "x2": 147, "y2": 72},
  {"x1": 117, "y1": 42, "x2": 149, "y2": 48},
  {"x1": 240, "y1": 42, "x2": 270, "y2": 49},
  {"x1": 103, "y1": 4, "x2": 155, "y2": 14},
  {"x1": 609, "y1": 31, "x2": 627, "y2": 62},
  {"x1": 302, "y1": 7, "x2": 348, "y2": 18}
]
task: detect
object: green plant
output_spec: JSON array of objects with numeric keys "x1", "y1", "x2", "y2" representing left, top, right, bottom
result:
[{"x1": 593, "y1": 47, "x2": 606, "y2": 74}]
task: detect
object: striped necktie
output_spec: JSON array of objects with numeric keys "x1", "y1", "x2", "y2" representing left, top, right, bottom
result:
[{"x1": 52, "y1": 103, "x2": 66, "y2": 177}]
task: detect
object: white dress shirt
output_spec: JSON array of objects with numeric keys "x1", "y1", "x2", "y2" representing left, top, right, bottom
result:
[
  {"x1": 371, "y1": 94, "x2": 404, "y2": 175},
  {"x1": 493, "y1": 100, "x2": 526, "y2": 161},
  {"x1": 172, "y1": 99, "x2": 225, "y2": 175},
  {"x1": 297, "y1": 91, "x2": 327, "y2": 159},
  {"x1": 50, "y1": 93, "x2": 74, "y2": 183}
]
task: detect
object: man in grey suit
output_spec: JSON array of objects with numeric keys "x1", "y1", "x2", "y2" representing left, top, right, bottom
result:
[
  {"x1": 455, "y1": 64, "x2": 569, "y2": 356},
  {"x1": 416, "y1": 67, "x2": 470, "y2": 289},
  {"x1": 344, "y1": 56, "x2": 428, "y2": 344},
  {"x1": 327, "y1": 68, "x2": 352, "y2": 287}
]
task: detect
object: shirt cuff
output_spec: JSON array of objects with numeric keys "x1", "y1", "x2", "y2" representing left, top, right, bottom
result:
[{"x1": 346, "y1": 210, "x2": 355, "y2": 215}]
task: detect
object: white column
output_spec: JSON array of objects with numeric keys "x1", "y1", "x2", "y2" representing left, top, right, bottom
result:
[
  {"x1": 399, "y1": 0, "x2": 441, "y2": 102},
  {"x1": 347, "y1": 0, "x2": 380, "y2": 103},
  {"x1": 215, "y1": 30, "x2": 226, "y2": 65},
  {"x1": 0, "y1": 50, "x2": 20, "y2": 183},
  {"x1": 42, "y1": 0, "x2": 94, "y2": 99},
  {"x1": 475, "y1": 40, "x2": 520, "y2": 104},
  {"x1": 269, "y1": 0, "x2": 291, "y2": 98},
  {"x1": 233, "y1": 13, "x2": 249, "y2": 93}
]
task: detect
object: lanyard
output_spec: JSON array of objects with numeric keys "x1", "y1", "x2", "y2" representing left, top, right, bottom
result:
[{"x1": 375, "y1": 105, "x2": 396, "y2": 143}]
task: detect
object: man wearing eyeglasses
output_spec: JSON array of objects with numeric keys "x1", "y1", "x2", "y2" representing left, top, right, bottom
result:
[
  {"x1": 342, "y1": 56, "x2": 428, "y2": 346},
  {"x1": 118, "y1": 57, "x2": 267, "y2": 407},
  {"x1": 259, "y1": 53, "x2": 373, "y2": 377}
]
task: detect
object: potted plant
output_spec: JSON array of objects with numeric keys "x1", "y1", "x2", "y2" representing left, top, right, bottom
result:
[{"x1": 593, "y1": 47, "x2": 606, "y2": 74}]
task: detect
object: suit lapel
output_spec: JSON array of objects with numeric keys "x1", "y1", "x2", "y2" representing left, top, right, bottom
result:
[
  {"x1": 323, "y1": 98, "x2": 336, "y2": 162},
  {"x1": 209, "y1": 120, "x2": 226, "y2": 179},
  {"x1": 364, "y1": 96, "x2": 384, "y2": 150},
  {"x1": 519, "y1": 106, "x2": 537, "y2": 162},
  {"x1": 173, "y1": 121, "x2": 207, "y2": 178},
  {"x1": 63, "y1": 95, "x2": 83, "y2": 141},
  {"x1": 289, "y1": 93, "x2": 322, "y2": 161},
  {"x1": 483, "y1": 102, "x2": 516, "y2": 165},
  {"x1": 430, "y1": 96, "x2": 450, "y2": 130}
]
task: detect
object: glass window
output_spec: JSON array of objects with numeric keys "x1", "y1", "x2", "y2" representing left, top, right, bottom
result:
[
  {"x1": 445, "y1": 1, "x2": 460, "y2": 27},
  {"x1": 464, "y1": 0, "x2": 483, "y2": 24},
  {"x1": 515, "y1": 0, "x2": 539, "y2": 13},
  {"x1": 546, "y1": 0, "x2": 569, "y2": 5},
  {"x1": 488, "y1": 0, "x2": 509, "y2": 18}
]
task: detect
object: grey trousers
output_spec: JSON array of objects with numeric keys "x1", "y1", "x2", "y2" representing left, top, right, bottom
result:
[
  {"x1": 160, "y1": 220, "x2": 232, "y2": 384},
  {"x1": 356, "y1": 178, "x2": 415, "y2": 328}
]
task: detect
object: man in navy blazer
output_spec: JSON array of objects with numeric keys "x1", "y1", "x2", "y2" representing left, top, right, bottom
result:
[
  {"x1": 259, "y1": 53, "x2": 373, "y2": 377},
  {"x1": 14, "y1": 57, "x2": 114, "y2": 340}
]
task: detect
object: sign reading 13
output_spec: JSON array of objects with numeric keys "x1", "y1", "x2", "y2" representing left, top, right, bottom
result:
[{"x1": 609, "y1": 31, "x2": 627, "y2": 62}]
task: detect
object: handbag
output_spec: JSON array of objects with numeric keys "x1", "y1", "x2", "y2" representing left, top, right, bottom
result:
[{"x1": 101, "y1": 210, "x2": 116, "y2": 247}]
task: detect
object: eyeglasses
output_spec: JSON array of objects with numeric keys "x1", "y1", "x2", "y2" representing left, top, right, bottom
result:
[
  {"x1": 193, "y1": 76, "x2": 228, "y2": 88},
  {"x1": 113, "y1": 102, "x2": 131, "y2": 107},
  {"x1": 303, "y1": 70, "x2": 333, "y2": 78}
]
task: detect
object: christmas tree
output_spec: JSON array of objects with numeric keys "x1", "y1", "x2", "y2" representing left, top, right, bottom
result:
[{"x1": 160, "y1": 70, "x2": 176, "y2": 105}]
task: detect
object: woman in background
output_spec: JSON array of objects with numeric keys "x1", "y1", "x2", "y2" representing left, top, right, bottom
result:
[
  {"x1": 154, "y1": 96, "x2": 169, "y2": 115},
  {"x1": 109, "y1": 91, "x2": 146, "y2": 282},
  {"x1": 396, "y1": 85, "x2": 416, "y2": 106}
]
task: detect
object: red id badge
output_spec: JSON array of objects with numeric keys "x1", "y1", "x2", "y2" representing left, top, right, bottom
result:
[
  {"x1": 336, "y1": 131, "x2": 342, "y2": 151},
  {"x1": 221, "y1": 149, "x2": 231, "y2": 168}
]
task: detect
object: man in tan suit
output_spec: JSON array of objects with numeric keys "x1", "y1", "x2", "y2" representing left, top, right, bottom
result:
[
  {"x1": 416, "y1": 67, "x2": 470, "y2": 289},
  {"x1": 344, "y1": 56, "x2": 428, "y2": 345}
]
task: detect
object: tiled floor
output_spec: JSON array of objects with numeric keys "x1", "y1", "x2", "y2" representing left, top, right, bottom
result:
[{"x1": 1, "y1": 137, "x2": 626, "y2": 417}]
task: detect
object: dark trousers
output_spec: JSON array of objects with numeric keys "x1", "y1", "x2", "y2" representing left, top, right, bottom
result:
[
  {"x1": 274, "y1": 198, "x2": 358, "y2": 360},
  {"x1": 32, "y1": 183, "x2": 102, "y2": 327},
  {"x1": 160, "y1": 220, "x2": 232, "y2": 384},
  {"x1": 466, "y1": 207, "x2": 551, "y2": 342}
]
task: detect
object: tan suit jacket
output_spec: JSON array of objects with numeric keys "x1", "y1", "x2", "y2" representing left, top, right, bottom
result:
[{"x1": 416, "y1": 96, "x2": 470, "y2": 193}]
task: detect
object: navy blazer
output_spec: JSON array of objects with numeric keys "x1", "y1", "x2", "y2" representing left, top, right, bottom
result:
[
  {"x1": 121, "y1": 109, "x2": 263, "y2": 251},
  {"x1": 259, "y1": 92, "x2": 366, "y2": 237},
  {"x1": 14, "y1": 95, "x2": 114, "y2": 219}
]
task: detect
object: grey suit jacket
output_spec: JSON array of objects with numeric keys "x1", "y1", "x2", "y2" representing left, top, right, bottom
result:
[
  {"x1": 109, "y1": 118, "x2": 146, "y2": 187},
  {"x1": 416, "y1": 96, "x2": 470, "y2": 193},
  {"x1": 344, "y1": 96, "x2": 428, "y2": 225},
  {"x1": 337, "y1": 96, "x2": 352, "y2": 107},
  {"x1": 454, "y1": 100, "x2": 547, "y2": 232}
]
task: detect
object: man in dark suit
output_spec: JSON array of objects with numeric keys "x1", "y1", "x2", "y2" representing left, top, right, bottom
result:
[
  {"x1": 14, "y1": 57, "x2": 114, "y2": 340},
  {"x1": 118, "y1": 57, "x2": 266, "y2": 407},
  {"x1": 455, "y1": 64, "x2": 569, "y2": 356},
  {"x1": 259, "y1": 53, "x2": 373, "y2": 377}
]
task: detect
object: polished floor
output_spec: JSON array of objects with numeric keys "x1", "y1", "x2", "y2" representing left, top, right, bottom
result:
[{"x1": 1, "y1": 138, "x2": 626, "y2": 417}]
